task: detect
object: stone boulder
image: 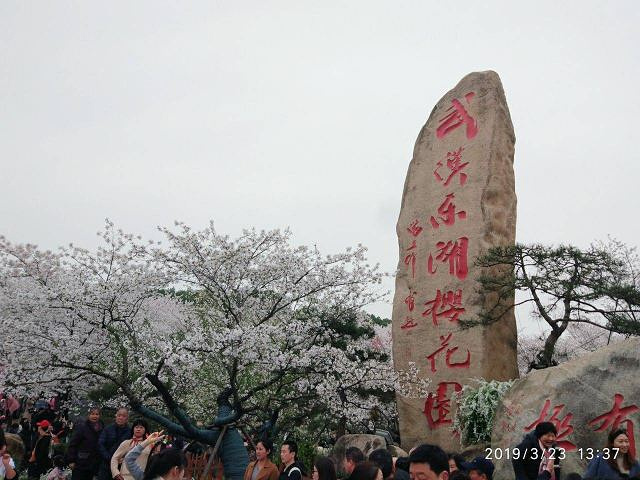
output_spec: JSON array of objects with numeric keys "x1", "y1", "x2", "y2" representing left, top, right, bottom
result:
[
  {"x1": 333, "y1": 434, "x2": 387, "y2": 474},
  {"x1": 389, "y1": 445, "x2": 409, "y2": 458},
  {"x1": 491, "y1": 338, "x2": 640, "y2": 480}
]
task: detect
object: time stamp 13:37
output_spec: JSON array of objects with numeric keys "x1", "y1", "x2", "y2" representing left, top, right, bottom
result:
[{"x1": 484, "y1": 448, "x2": 621, "y2": 461}]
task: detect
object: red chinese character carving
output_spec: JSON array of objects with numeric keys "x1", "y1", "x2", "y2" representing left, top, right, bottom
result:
[
  {"x1": 400, "y1": 317, "x2": 418, "y2": 330},
  {"x1": 589, "y1": 394, "x2": 639, "y2": 457},
  {"x1": 525, "y1": 399, "x2": 577, "y2": 451},
  {"x1": 433, "y1": 147, "x2": 469, "y2": 187},
  {"x1": 422, "y1": 289, "x2": 465, "y2": 326},
  {"x1": 425, "y1": 333, "x2": 471, "y2": 373},
  {"x1": 436, "y1": 92, "x2": 478, "y2": 140},
  {"x1": 423, "y1": 382, "x2": 462, "y2": 429},
  {"x1": 404, "y1": 240, "x2": 417, "y2": 279},
  {"x1": 429, "y1": 193, "x2": 467, "y2": 229},
  {"x1": 427, "y1": 237, "x2": 469, "y2": 280},
  {"x1": 427, "y1": 254, "x2": 437, "y2": 275},
  {"x1": 407, "y1": 220, "x2": 423, "y2": 237},
  {"x1": 405, "y1": 291, "x2": 417, "y2": 312}
]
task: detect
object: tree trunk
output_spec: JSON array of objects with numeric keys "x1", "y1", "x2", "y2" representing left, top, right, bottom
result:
[
  {"x1": 531, "y1": 327, "x2": 563, "y2": 370},
  {"x1": 218, "y1": 427, "x2": 249, "y2": 480},
  {"x1": 336, "y1": 416, "x2": 347, "y2": 439}
]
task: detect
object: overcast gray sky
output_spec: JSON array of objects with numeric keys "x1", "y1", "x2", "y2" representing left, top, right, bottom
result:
[{"x1": 2, "y1": 1, "x2": 639, "y2": 331}]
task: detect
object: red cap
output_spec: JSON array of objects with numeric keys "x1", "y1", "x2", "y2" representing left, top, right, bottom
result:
[{"x1": 36, "y1": 420, "x2": 51, "y2": 428}]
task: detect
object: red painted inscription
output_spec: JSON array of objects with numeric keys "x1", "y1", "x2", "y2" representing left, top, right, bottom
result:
[
  {"x1": 589, "y1": 394, "x2": 639, "y2": 457},
  {"x1": 400, "y1": 316, "x2": 418, "y2": 330},
  {"x1": 407, "y1": 220, "x2": 424, "y2": 237},
  {"x1": 424, "y1": 381, "x2": 463, "y2": 429},
  {"x1": 405, "y1": 291, "x2": 417, "y2": 312},
  {"x1": 404, "y1": 240, "x2": 417, "y2": 279},
  {"x1": 427, "y1": 237, "x2": 469, "y2": 280},
  {"x1": 426, "y1": 333, "x2": 471, "y2": 372},
  {"x1": 430, "y1": 193, "x2": 467, "y2": 229},
  {"x1": 433, "y1": 147, "x2": 469, "y2": 187},
  {"x1": 436, "y1": 92, "x2": 478, "y2": 140},
  {"x1": 525, "y1": 399, "x2": 577, "y2": 451},
  {"x1": 422, "y1": 289, "x2": 465, "y2": 326}
]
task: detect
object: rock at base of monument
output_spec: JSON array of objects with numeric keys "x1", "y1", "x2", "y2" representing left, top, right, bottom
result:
[
  {"x1": 490, "y1": 338, "x2": 640, "y2": 480},
  {"x1": 388, "y1": 445, "x2": 409, "y2": 458},
  {"x1": 460, "y1": 442, "x2": 490, "y2": 461},
  {"x1": 332, "y1": 434, "x2": 387, "y2": 474}
]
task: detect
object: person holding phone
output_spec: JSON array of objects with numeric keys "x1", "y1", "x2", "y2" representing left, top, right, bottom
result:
[
  {"x1": 111, "y1": 419, "x2": 151, "y2": 480},
  {"x1": 123, "y1": 432, "x2": 169, "y2": 480}
]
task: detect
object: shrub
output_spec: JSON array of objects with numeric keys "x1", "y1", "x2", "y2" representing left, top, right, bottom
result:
[{"x1": 452, "y1": 378, "x2": 514, "y2": 445}]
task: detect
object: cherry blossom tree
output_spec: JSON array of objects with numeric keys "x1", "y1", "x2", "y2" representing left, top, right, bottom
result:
[{"x1": 0, "y1": 221, "x2": 427, "y2": 476}]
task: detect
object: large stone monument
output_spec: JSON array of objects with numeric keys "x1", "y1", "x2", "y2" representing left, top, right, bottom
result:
[{"x1": 392, "y1": 71, "x2": 519, "y2": 451}]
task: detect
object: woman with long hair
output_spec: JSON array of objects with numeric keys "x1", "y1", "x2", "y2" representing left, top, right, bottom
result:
[
  {"x1": 447, "y1": 454, "x2": 465, "y2": 474},
  {"x1": 349, "y1": 462, "x2": 383, "y2": 480},
  {"x1": 243, "y1": 439, "x2": 279, "y2": 480},
  {"x1": 312, "y1": 457, "x2": 336, "y2": 480},
  {"x1": 111, "y1": 419, "x2": 151, "y2": 480},
  {"x1": 141, "y1": 448, "x2": 186, "y2": 480},
  {"x1": 585, "y1": 428, "x2": 640, "y2": 479}
]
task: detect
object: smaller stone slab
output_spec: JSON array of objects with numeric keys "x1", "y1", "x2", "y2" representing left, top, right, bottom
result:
[
  {"x1": 491, "y1": 338, "x2": 640, "y2": 479},
  {"x1": 333, "y1": 434, "x2": 387, "y2": 474}
]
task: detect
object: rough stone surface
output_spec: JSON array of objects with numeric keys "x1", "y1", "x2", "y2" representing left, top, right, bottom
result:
[
  {"x1": 491, "y1": 338, "x2": 640, "y2": 480},
  {"x1": 389, "y1": 445, "x2": 409, "y2": 458},
  {"x1": 332, "y1": 434, "x2": 387, "y2": 474},
  {"x1": 392, "y1": 71, "x2": 518, "y2": 452}
]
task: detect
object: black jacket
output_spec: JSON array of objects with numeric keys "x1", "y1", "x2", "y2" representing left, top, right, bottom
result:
[
  {"x1": 32, "y1": 434, "x2": 52, "y2": 472},
  {"x1": 279, "y1": 462, "x2": 306, "y2": 480},
  {"x1": 66, "y1": 419, "x2": 105, "y2": 471},
  {"x1": 512, "y1": 433, "x2": 561, "y2": 480},
  {"x1": 98, "y1": 423, "x2": 131, "y2": 462}
]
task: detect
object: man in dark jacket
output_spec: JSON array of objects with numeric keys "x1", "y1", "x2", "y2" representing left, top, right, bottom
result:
[
  {"x1": 66, "y1": 407, "x2": 104, "y2": 480},
  {"x1": 369, "y1": 449, "x2": 393, "y2": 480},
  {"x1": 98, "y1": 408, "x2": 130, "y2": 480},
  {"x1": 512, "y1": 422, "x2": 561, "y2": 480},
  {"x1": 279, "y1": 440, "x2": 306, "y2": 480},
  {"x1": 343, "y1": 447, "x2": 364, "y2": 479}
]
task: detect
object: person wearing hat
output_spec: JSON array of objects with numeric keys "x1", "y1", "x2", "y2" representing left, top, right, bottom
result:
[
  {"x1": 28, "y1": 420, "x2": 53, "y2": 479},
  {"x1": 461, "y1": 457, "x2": 494, "y2": 480},
  {"x1": 512, "y1": 422, "x2": 561, "y2": 480}
]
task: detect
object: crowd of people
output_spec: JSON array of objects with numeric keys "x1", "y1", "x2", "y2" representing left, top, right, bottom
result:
[
  {"x1": 1, "y1": 404, "x2": 639, "y2": 480},
  {"x1": 238, "y1": 422, "x2": 639, "y2": 480}
]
